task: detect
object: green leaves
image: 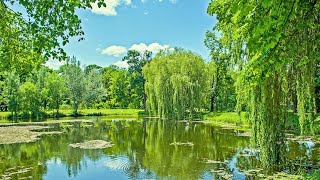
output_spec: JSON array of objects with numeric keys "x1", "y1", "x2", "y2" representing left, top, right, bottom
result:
[
  {"x1": 207, "y1": 0, "x2": 320, "y2": 166},
  {"x1": 1, "y1": 0, "x2": 106, "y2": 62},
  {"x1": 97, "y1": 1, "x2": 107, "y2": 8},
  {"x1": 143, "y1": 50, "x2": 210, "y2": 119},
  {"x1": 62, "y1": 56, "x2": 86, "y2": 114}
]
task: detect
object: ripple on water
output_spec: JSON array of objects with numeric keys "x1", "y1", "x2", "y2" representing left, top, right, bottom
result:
[
  {"x1": 105, "y1": 156, "x2": 143, "y2": 179},
  {"x1": 105, "y1": 156, "x2": 130, "y2": 171}
]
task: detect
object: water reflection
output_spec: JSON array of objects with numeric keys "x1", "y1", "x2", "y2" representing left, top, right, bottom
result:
[{"x1": 0, "y1": 117, "x2": 318, "y2": 179}]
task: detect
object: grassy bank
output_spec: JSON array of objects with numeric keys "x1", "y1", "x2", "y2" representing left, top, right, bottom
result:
[
  {"x1": 0, "y1": 112, "x2": 10, "y2": 121},
  {"x1": 1, "y1": 109, "x2": 319, "y2": 134},
  {"x1": 203, "y1": 111, "x2": 320, "y2": 135},
  {"x1": 48, "y1": 109, "x2": 145, "y2": 117},
  {"x1": 0, "y1": 109, "x2": 146, "y2": 120},
  {"x1": 202, "y1": 112, "x2": 250, "y2": 131},
  {"x1": 203, "y1": 112, "x2": 248, "y2": 125}
]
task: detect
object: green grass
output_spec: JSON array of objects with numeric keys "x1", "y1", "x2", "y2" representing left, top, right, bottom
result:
[
  {"x1": 286, "y1": 112, "x2": 320, "y2": 135},
  {"x1": 203, "y1": 111, "x2": 320, "y2": 135},
  {"x1": 79, "y1": 109, "x2": 144, "y2": 116},
  {"x1": 45, "y1": 108, "x2": 146, "y2": 117},
  {"x1": 0, "y1": 112, "x2": 10, "y2": 119},
  {"x1": 203, "y1": 112, "x2": 248, "y2": 125},
  {"x1": 0, "y1": 109, "x2": 146, "y2": 120}
]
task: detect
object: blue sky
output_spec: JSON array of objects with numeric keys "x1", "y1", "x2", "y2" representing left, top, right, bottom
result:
[{"x1": 44, "y1": 0, "x2": 216, "y2": 69}]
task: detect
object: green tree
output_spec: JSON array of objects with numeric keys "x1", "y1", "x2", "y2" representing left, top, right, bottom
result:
[
  {"x1": 205, "y1": 31, "x2": 237, "y2": 112},
  {"x1": 63, "y1": 57, "x2": 85, "y2": 115},
  {"x1": 19, "y1": 81, "x2": 39, "y2": 118},
  {"x1": 143, "y1": 50, "x2": 211, "y2": 120},
  {"x1": 0, "y1": 2, "x2": 44, "y2": 76},
  {"x1": 45, "y1": 72, "x2": 67, "y2": 115},
  {"x1": 3, "y1": 71, "x2": 20, "y2": 119},
  {"x1": 84, "y1": 64, "x2": 102, "y2": 75},
  {"x1": 84, "y1": 69, "x2": 104, "y2": 107},
  {"x1": 207, "y1": 0, "x2": 320, "y2": 166},
  {"x1": 123, "y1": 50, "x2": 152, "y2": 110},
  {"x1": 30, "y1": 68, "x2": 50, "y2": 112},
  {"x1": 108, "y1": 69, "x2": 130, "y2": 108},
  {"x1": 1, "y1": 0, "x2": 107, "y2": 61}
]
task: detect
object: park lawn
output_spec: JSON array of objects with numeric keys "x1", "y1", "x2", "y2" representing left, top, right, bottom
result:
[
  {"x1": 1, "y1": 109, "x2": 246, "y2": 122},
  {"x1": 0, "y1": 109, "x2": 146, "y2": 120},
  {"x1": 203, "y1": 112, "x2": 248, "y2": 125},
  {"x1": 203, "y1": 111, "x2": 320, "y2": 135},
  {"x1": 80, "y1": 108, "x2": 144, "y2": 115},
  {"x1": 0, "y1": 112, "x2": 10, "y2": 119},
  {"x1": 46, "y1": 109, "x2": 145, "y2": 117}
]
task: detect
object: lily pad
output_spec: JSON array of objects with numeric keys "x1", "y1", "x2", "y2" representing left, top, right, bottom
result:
[
  {"x1": 169, "y1": 142, "x2": 194, "y2": 146},
  {"x1": 69, "y1": 140, "x2": 114, "y2": 149}
]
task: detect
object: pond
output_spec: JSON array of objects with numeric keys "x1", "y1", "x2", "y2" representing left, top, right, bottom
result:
[{"x1": 0, "y1": 117, "x2": 319, "y2": 179}]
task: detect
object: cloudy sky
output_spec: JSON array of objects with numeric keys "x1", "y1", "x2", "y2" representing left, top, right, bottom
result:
[{"x1": 45, "y1": 0, "x2": 216, "y2": 69}]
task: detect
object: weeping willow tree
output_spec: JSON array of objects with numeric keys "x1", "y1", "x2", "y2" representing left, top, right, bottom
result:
[
  {"x1": 142, "y1": 50, "x2": 211, "y2": 120},
  {"x1": 208, "y1": 0, "x2": 320, "y2": 167}
]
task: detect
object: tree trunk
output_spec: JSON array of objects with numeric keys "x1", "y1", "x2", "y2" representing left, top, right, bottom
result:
[
  {"x1": 292, "y1": 93, "x2": 298, "y2": 113},
  {"x1": 210, "y1": 74, "x2": 216, "y2": 112},
  {"x1": 210, "y1": 95, "x2": 215, "y2": 112},
  {"x1": 143, "y1": 79, "x2": 147, "y2": 112}
]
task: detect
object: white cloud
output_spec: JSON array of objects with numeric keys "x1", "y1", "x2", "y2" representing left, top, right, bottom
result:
[
  {"x1": 113, "y1": 60, "x2": 129, "y2": 68},
  {"x1": 169, "y1": 0, "x2": 177, "y2": 4},
  {"x1": 90, "y1": 0, "x2": 131, "y2": 16},
  {"x1": 129, "y1": 43, "x2": 170, "y2": 54},
  {"x1": 101, "y1": 46, "x2": 127, "y2": 57},
  {"x1": 100, "y1": 42, "x2": 171, "y2": 60},
  {"x1": 45, "y1": 60, "x2": 65, "y2": 70}
]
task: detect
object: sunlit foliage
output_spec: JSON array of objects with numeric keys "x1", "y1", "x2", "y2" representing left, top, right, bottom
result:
[{"x1": 143, "y1": 50, "x2": 211, "y2": 120}]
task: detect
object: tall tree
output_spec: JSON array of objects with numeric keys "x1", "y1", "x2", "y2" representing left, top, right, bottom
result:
[
  {"x1": 123, "y1": 50, "x2": 152, "y2": 111},
  {"x1": 63, "y1": 57, "x2": 85, "y2": 115},
  {"x1": 208, "y1": 0, "x2": 320, "y2": 166},
  {"x1": 205, "y1": 31, "x2": 237, "y2": 112},
  {"x1": 3, "y1": 71, "x2": 20, "y2": 119},
  {"x1": 84, "y1": 68, "x2": 104, "y2": 107},
  {"x1": 19, "y1": 81, "x2": 39, "y2": 118},
  {"x1": 108, "y1": 69, "x2": 130, "y2": 108},
  {"x1": 1, "y1": 0, "x2": 107, "y2": 61},
  {"x1": 45, "y1": 72, "x2": 67, "y2": 116},
  {"x1": 143, "y1": 50, "x2": 211, "y2": 120},
  {"x1": 84, "y1": 64, "x2": 102, "y2": 75}
]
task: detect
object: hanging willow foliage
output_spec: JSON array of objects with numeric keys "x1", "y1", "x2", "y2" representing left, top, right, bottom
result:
[
  {"x1": 296, "y1": 61, "x2": 316, "y2": 135},
  {"x1": 248, "y1": 73, "x2": 287, "y2": 166},
  {"x1": 142, "y1": 50, "x2": 211, "y2": 120},
  {"x1": 208, "y1": 0, "x2": 320, "y2": 167}
]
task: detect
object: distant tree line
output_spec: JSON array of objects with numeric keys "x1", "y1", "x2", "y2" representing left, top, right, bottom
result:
[
  {"x1": 0, "y1": 47, "x2": 242, "y2": 119},
  {"x1": 0, "y1": 49, "x2": 151, "y2": 119}
]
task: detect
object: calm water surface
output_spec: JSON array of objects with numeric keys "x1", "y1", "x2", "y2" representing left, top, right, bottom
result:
[{"x1": 0, "y1": 117, "x2": 318, "y2": 179}]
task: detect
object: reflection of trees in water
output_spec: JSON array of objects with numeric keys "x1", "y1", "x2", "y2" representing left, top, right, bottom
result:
[
  {"x1": 0, "y1": 120, "x2": 251, "y2": 179},
  {"x1": 103, "y1": 120, "x2": 249, "y2": 179},
  {"x1": 0, "y1": 123, "x2": 106, "y2": 178},
  {"x1": 0, "y1": 143, "x2": 47, "y2": 179}
]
